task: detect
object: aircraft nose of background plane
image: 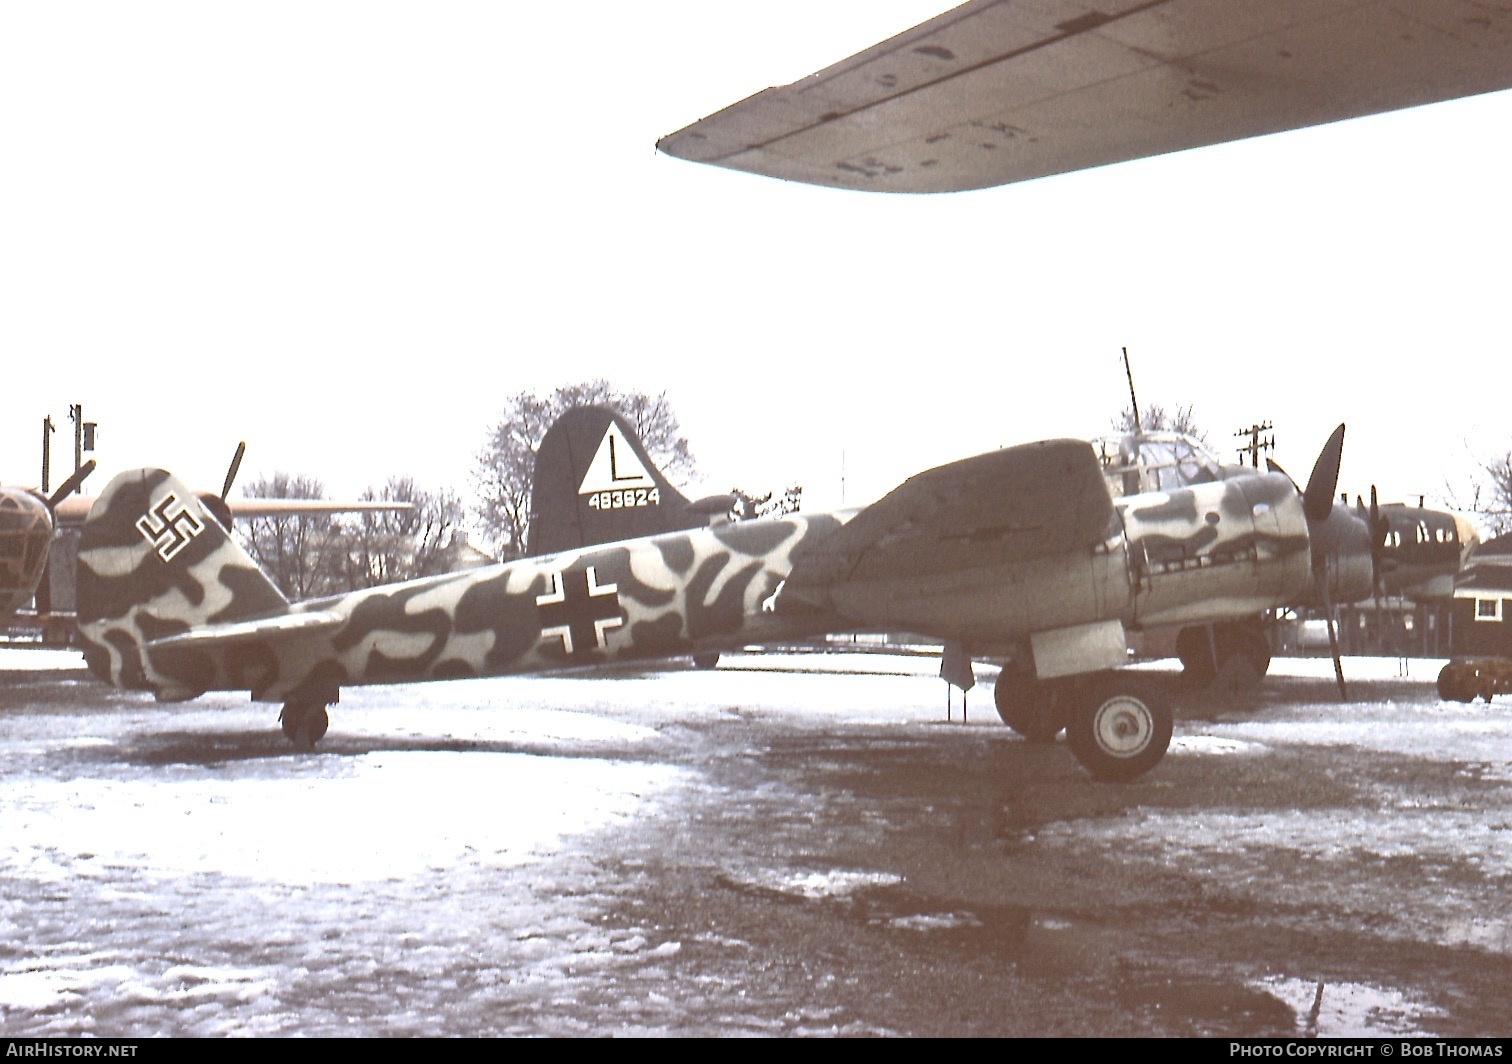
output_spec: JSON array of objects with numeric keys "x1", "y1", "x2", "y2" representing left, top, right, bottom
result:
[{"x1": 0, "y1": 489, "x2": 57, "y2": 612}]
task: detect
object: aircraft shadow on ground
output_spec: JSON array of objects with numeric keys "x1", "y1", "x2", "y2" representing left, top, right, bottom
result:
[{"x1": 88, "y1": 729, "x2": 657, "y2": 769}]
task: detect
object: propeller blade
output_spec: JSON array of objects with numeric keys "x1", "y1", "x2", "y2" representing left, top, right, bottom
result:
[
  {"x1": 1302, "y1": 424, "x2": 1346, "y2": 523},
  {"x1": 1266, "y1": 458, "x2": 1298, "y2": 491},
  {"x1": 1318, "y1": 579, "x2": 1349, "y2": 701},
  {"x1": 46, "y1": 460, "x2": 96, "y2": 508},
  {"x1": 222, "y1": 441, "x2": 246, "y2": 500}
]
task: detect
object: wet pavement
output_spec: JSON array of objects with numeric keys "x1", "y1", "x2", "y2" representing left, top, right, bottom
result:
[{"x1": 1, "y1": 648, "x2": 1509, "y2": 1037}]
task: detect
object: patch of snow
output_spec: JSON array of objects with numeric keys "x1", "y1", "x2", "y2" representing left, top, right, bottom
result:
[{"x1": 1256, "y1": 976, "x2": 1449, "y2": 1037}]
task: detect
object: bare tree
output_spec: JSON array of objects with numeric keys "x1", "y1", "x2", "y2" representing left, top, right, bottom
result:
[
  {"x1": 1112, "y1": 403, "x2": 1209, "y2": 442},
  {"x1": 732, "y1": 485, "x2": 803, "y2": 519},
  {"x1": 344, "y1": 478, "x2": 467, "y2": 588},
  {"x1": 236, "y1": 473, "x2": 344, "y2": 601},
  {"x1": 1460, "y1": 451, "x2": 1512, "y2": 537},
  {"x1": 237, "y1": 474, "x2": 470, "y2": 599},
  {"x1": 474, "y1": 381, "x2": 696, "y2": 558}
]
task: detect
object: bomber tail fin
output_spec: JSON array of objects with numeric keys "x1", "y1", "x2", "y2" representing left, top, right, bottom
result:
[
  {"x1": 527, "y1": 406, "x2": 733, "y2": 556},
  {"x1": 75, "y1": 467, "x2": 290, "y2": 697}
]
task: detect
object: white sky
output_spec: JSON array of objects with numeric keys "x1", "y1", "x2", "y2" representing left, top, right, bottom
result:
[{"x1": 3, "y1": 1, "x2": 1509, "y2": 521}]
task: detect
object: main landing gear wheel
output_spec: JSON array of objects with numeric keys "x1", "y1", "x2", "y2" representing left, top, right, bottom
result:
[
  {"x1": 1176, "y1": 622, "x2": 1271, "y2": 688},
  {"x1": 1065, "y1": 675, "x2": 1173, "y2": 782},
  {"x1": 280, "y1": 701, "x2": 330, "y2": 749},
  {"x1": 992, "y1": 664, "x2": 1069, "y2": 744},
  {"x1": 691, "y1": 651, "x2": 721, "y2": 670}
]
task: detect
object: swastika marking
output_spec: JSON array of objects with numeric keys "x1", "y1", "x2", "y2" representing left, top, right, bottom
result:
[
  {"x1": 136, "y1": 491, "x2": 206, "y2": 562},
  {"x1": 535, "y1": 565, "x2": 623, "y2": 655}
]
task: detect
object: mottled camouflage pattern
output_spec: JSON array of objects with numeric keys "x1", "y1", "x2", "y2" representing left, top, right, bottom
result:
[
  {"x1": 1117, "y1": 470, "x2": 1318, "y2": 628},
  {"x1": 77, "y1": 468, "x2": 850, "y2": 703},
  {"x1": 77, "y1": 454, "x2": 1371, "y2": 708}
]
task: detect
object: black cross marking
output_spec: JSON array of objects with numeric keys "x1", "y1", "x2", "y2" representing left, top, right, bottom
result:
[
  {"x1": 135, "y1": 491, "x2": 206, "y2": 562},
  {"x1": 536, "y1": 565, "x2": 623, "y2": 655}
]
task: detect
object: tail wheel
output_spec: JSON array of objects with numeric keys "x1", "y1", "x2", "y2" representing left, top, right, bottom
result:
[
  {"x1": 280, "y1": 701, "x2": 331, "y2": 749},
  {"x1": 1065, "y1": 674, "x2": 1173, "y2": 782}
]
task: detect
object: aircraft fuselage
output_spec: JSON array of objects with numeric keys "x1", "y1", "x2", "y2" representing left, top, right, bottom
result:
[{"x1": 80, "y1": 464, "x2": 1369, "y2": 705}]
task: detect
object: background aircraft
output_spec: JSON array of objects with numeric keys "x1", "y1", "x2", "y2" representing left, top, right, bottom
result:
[
  {"x1": 73, "y1": 408, "x2": 1376, "y2": 782},
  {"x1": 527, "y1": 406, "x2": 739, "y2": 556},
  {"x1": 1369, "y1": 501, "x2": 1480, "y2": 603},
  {"x1": 657, "y1": 0, "x2": 1512, "y2": 193},
  {"x1": 0, "y1": 462, "x2": 95, "y2": 625}
]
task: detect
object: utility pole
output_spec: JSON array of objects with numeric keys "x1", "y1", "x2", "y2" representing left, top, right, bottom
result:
[
  {"x1": 69, "y1": 404, "x2": 83, "y2": 473},
  {"x1": 1234, "y1": 421, "x2": 1275, "y2": 468},
  {"x1": 41, "y1": 416, "x2": 55, "y2": 493},
  {"x1": 67, "y1": 404, "x2": 97, "y2": 475}
]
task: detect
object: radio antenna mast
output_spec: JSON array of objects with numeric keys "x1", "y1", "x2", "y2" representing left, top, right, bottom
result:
[{"x1": 1122, "y1": 346, "x2": 1141, "y2": 431}]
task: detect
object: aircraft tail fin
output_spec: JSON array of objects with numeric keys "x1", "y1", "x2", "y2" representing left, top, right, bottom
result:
[
  {"x1": 527, "y1": 406, "x2": 731, "y2": 556},
  {"x1": 75, "y1": 467, "x2": 290, "y2": 694}
]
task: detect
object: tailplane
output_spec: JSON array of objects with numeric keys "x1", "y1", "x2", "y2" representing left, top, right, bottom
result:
[
  {"x1": 76, "y1": 467, "x2": 289, "y2": 696},
  {"x1": 527, "y1": 406, "x2": 733, "y2": 555}
]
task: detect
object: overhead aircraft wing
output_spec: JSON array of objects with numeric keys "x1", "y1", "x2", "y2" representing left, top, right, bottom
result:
[
  {"x1": 783, "y1": 437, "x2": 1113, "y2": 608},
  {"x1": 53, "y1": 495, "x2": 411, "y2": 525},
  {"x1": 657, "y1": 0, "x2": 1512, "y2": 193}
]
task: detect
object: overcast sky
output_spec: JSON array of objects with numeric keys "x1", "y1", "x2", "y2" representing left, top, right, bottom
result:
[{"x1": 4, "y1": 1, "x2": 1509, "y2": 523}]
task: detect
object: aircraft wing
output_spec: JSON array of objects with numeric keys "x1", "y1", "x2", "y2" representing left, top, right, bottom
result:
[
  {"x1": 657, "y1": 0, "x2": 1512, "y2": 193},
  {"x1": 783, "y1": 437, "x2": 1113, "y2": 609},
  {"x1": 53, "y1": 495, "x2": 411, "y2": 525}
]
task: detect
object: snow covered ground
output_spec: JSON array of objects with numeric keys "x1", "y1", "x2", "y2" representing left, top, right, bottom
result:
[{"x1": 0, "y1": 647, "x2": 1507, "y2": 1036}]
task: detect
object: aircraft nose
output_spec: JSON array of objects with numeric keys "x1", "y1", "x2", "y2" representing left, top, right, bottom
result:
[{"x1": 0, "y1": 488, "x2": 57, "y2": 607}]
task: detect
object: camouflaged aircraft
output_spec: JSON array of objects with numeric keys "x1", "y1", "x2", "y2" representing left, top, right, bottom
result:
[
  {"x1": 1088, "y1": 428, "x2": 1478, "y2": 688},
  {"x1": 656, "y1": 0, "x2": 1512, "y2": 194},
  {"x1": 75, "y1": 406, "x2": 1375, "y2": 782},
  {"x1": 3, "y1": 442, "x2": 411, "y2": 636}
]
